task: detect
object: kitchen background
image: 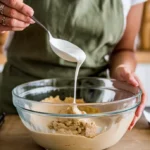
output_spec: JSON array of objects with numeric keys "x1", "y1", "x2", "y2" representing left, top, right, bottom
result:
[{"x1": 0, "y1": 1, "x2": 150, "y2": 106}]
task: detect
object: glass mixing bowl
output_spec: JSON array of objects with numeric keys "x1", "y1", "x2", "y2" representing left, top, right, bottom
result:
[{"x1": 12, "y1": 78, "x2": 141, "y2": 150}]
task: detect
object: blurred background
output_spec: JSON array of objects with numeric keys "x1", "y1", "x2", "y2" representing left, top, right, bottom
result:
[{"x1": 0, "y1": 1, "x2": 150, "y2": 106}]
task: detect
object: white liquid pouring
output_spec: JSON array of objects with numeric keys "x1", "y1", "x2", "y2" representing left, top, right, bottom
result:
[{"x1": 50, "y1": 38, "x2": 86, "y2": 113}]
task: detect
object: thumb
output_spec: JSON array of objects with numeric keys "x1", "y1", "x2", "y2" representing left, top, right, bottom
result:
[{"x1": 122, "y1": 69, "x2": 138, "y2": 87}]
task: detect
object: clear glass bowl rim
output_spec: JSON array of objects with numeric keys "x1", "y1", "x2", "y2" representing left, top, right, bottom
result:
[{"x1": 12, "y1": 77, "x2": 142, "y2": 117}]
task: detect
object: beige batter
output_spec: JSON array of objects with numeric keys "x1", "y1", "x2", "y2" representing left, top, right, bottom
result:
[{"x1": 27, "y1": 96, "x2": 134, "y2": 150}]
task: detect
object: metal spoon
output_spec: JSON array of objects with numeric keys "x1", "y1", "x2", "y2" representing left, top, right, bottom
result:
[{"x1": 31, "y1": 16, "x2": 86, "y2": 63}]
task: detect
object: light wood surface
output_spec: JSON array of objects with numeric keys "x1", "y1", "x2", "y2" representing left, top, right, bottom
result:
[
  {"x1": 139, "y1": 1, "x2": 150, "y2": 50},
  {"x1": 136, "y1": 51, "x2": 150, "y2": 63},
  {"x1": 0, "y1": 53, "x2": 6, "y2": 65},
  {"x1": 0, "y1": 32, "x2": 8, "y2": 54},
  {"x1": 0, "y1": 115, "x2": 150, "y2": 150}
]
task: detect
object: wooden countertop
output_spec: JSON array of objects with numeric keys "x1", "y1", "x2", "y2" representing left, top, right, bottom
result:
[
  {"x1": 0, "y1": 53, "x2": 6, "y2": 65},
  {"x1": 0, "y1": 115, "x2": 150, "y2": 150},
  {"x1": 136, "y1": 51, "x2": 150, "y2": 63}
]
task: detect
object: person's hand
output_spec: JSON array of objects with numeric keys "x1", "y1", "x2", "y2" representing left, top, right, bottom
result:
[
  {"x1": 0, "y1": 0, "x2": 34, "y2": 33},
  {"x1": 114, "y1": 65, "x2": 146, "y2": 130}
]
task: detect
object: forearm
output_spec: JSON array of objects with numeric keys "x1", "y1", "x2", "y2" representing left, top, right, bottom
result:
[{"x1": 109, "y1": 50, "x2": 137, "y2": 79}]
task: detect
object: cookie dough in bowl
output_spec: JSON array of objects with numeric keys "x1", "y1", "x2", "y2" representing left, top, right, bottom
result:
[{"x1": 12, "y1": 78, "x2": 141, "y2": 150}]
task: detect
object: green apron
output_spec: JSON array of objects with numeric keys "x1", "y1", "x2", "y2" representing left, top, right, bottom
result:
[{"x1": 0, "y1": 0, "x2": 124, "y2": 114}]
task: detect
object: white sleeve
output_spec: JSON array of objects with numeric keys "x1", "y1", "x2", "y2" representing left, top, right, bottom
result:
[{"x1": 131, "y1": 0, "x2": 147, "y2": 6}]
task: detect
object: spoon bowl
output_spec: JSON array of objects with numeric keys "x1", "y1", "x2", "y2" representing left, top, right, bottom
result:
[{"x1": 50, "y1": 38, "x2": 86, "y2": 62}]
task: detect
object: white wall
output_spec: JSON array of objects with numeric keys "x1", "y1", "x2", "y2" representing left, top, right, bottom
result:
[
  {"x1": 0, "y1": 65, "x2": 3, "y2": 72},
  {"x1": 136, "y1": 64, "x2": 150, "y2": 106}
]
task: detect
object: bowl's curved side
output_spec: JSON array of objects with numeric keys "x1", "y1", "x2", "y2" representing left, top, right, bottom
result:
[{"x1": 16, "y1": 106, "x2": 136, "y2": 150}]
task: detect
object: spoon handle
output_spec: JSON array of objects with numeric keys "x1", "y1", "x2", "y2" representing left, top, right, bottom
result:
[{"x1": 31, "y1": 16, "x2": 52, "y2": 38}]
